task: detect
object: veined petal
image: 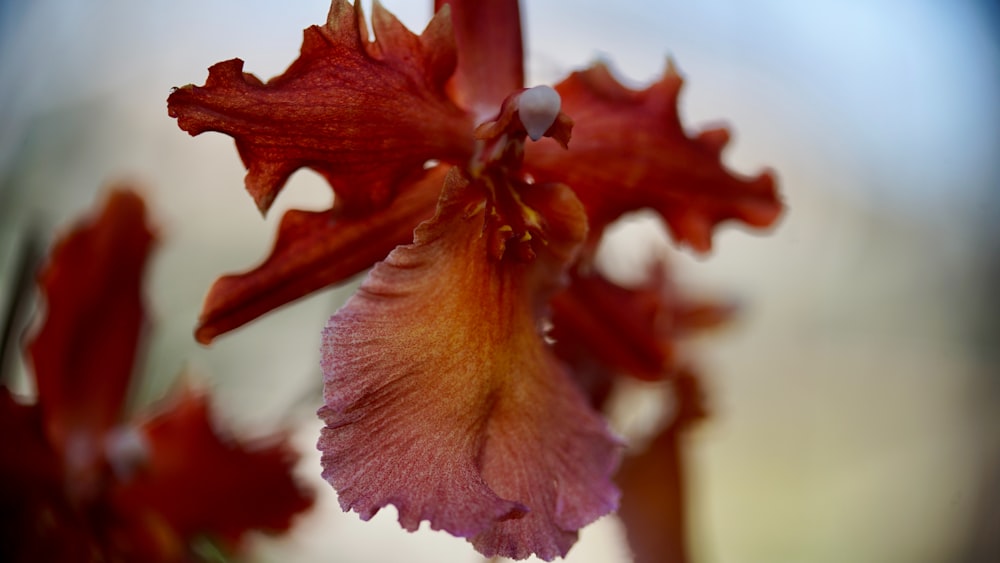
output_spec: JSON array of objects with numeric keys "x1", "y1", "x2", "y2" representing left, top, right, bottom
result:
[
  {"x1": 468, "y1": 366, "x2": 622, "y2": 561},
  {"x1": 525, "y1": 61, "x2": 782, "y2": 252},
  {"x1": 168, "y1": 0, "x2": 473, "y2": 215},
  {"x1": 112, "y1": 385, "x2": 313, "y2": 552},
  {"x1": 435, "y1": 0, "x2": 524, "y2": 115},
  {"x1": 26, "y1": 189, "x2": 154, "y2": 477},
  {"x1": 194, "y1": 165, "x2": 446, "y2": 344},
  {"x1": 318, "y1": 170, "x2": 621, "y2": 559}
]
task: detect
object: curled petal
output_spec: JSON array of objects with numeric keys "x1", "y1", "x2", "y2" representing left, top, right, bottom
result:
[
  {"x1": 435, "y1": 0, "x2": 524, "y2": 115},
  {"x1": 168, "y1": 0, "x2": 473, "y2": 215},
  {"x1": 318, "y1": 171, "x2": 620, "y2": 559},
  {"x1": 26, "y1": 189, "x2": 154, "y2": 473},
  {"x1": 195, "y1": 165, "x2": 446, "y2": 344},
  {"x1": 468, "y1": 368, "x2": 622, "y2": 560},
  {"x1": 525, "y1": 61, "x2": 782, "y2": 252},
  {"x1": 112, "y1": 385, "x2": 313, "y2": 550}
]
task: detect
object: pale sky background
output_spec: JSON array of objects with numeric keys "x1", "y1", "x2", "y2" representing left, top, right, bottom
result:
[{"x1": 1, "y1": 1, "x2": 998, "y2": 562}]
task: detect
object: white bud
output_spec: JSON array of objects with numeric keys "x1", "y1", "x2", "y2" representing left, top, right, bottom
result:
[{"x1": 518, "y1": 85, "x2": 561, "y2": 141}]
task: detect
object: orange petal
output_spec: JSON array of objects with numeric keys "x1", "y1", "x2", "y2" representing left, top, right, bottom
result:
[
  {"x1": 168, "y1": 0, "x2": 473, "y2": 215},
  {"x1": 194, "y1": 165, "x2": 447, "y2": 344},
  {"x1": 112, "y1": 385, "x2": 313, "y2": 552},
  {"x1": 26, "y1": 189, "x2": 155, "y2": 473},
  {"x1": 435, "y1": 0, "x2": 524, "y2": 116},
  {"x1": 318, "y1": 170, "x2": 620, "y2": 559},
  {"x1": 525, "y1": 61, "x2": 782, "y2": 252}
]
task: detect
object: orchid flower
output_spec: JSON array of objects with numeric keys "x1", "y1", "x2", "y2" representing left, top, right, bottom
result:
[
  {"x1": 168, "y1": 0, "x2": 781, "y2": 559},
  {"x1": 0, "y1": 189, "x2": 313, "y2": 562}
]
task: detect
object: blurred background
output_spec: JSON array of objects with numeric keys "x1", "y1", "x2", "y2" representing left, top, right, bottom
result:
[{"x1": 1, "y1": 1, "x2": 998, "y2": 562}]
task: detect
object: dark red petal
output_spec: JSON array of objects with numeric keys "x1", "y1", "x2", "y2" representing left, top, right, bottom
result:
[
  {"x1": 0, "y1": 389, "x2": 104, "y2": 563},
  {"x1": 0, "y1": 389, "x2": 58, "y2": 489},
  {"x1": 617, "y1": 370, "x2": 707, "y2": 563},
  {"x1": 525, "y1": 61, "x2": 782, "y2": 252},
  {"x1": 112, "y1": 385, "x2": 313, "y2": 550},
  {"x1": 551, "y1": 262, "x2": 736, "y2": 384},
  {"x1": 194, "y1": 165, "x2": 446, "y2": 344},
  {"x1": 168, "y1": 0, "x2": 473, "y2": 215},
  {"x1": 435, "y1": 0, "x2": 524, "y2": 115},
  {"x1": 319, "y1": 171, "x2": 620, "y2": 558},
  {"x1": 0, "y1": 395, "x2": 100, "y2": 562},
  {"x1": 26, "y1": 189, "x2": 154, "y2": 465},
  {"x1": 551, "y1": 267, "x2": 672, "y2": 383}
]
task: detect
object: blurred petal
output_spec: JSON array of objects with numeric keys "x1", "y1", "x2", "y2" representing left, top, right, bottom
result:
[
  {"x1": 617, "y1": 370, "x2": 707, "y2": 563},
  {"x1": 168, "y1": 0, "x2": 473, "y2": 215},
  {"x1": 435, "y1": 0, "x2": 524, "y2": 115},
  {"x1": 319, "y1": 170, "x2": 620, "y2": 559},
  {"x1": 551, "y1": 262, "x2": 736, "y2": 384},
  {"x1": 551, "y1": 266, "x2": 671, "y2": 382},
  {"x1": 0, "y1": 389, "x2": 102, "y2": 563},
  {"x1": 113, "y1": 385, "x2": 313, "y2": 550},
  {"x1": 0, "y1": 389, "x2": 59, "y2": 493},
  {"x1": 525, "y1": 61, "x2": 782, "y2": 252},
  {"x1": 26, "y1": 189, "x2": 154, "y2": 471},
  {"x1": 195, "y1": 165, "x2": 447, "y2": 344}
]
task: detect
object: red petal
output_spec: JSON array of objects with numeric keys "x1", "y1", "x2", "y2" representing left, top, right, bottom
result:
[
  {"x1": 168, "y1": 0, "x2": 473, "y2": 215},
  {"x1": 616, "y1": 370, "x2": 707, "y2": 563},
  {"x1": 0, "y1": 388, "x2": 61, "y2": 499},
  {"x1": 551, "y1": 262, "x2": 736, "y2": 384},
  {"x1": 26, "y1": 189, "x2": 154, "y2": 464},
  {"x1": 525, "y1": 61, "x2": 782, "y2": 252},
  {"x1": 435, "y1": 0, "x2": 524, "y2": 115},
  {"x1": 0, "y1": 390, "x2": 101, "y2": 561},
  {"x1": 194, "y1": 165, "x2": 446, "y2": 344},
  {"x1": 318, "y1": 170, "x2": 620, "y2": 559},
  {"x1": 551, "y1": 267, "x2": 671, "y2": 382},
  {"x1": 112, "y1": 386, "x2": 313, "y2": 550}
]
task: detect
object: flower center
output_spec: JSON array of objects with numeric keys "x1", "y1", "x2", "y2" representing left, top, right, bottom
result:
[
  {"x1": 465, "y1": 86, "x2": 573, "y2": 262},
  {"x1": 518, "y1": 85, "x2": 562, "y2": 141}
]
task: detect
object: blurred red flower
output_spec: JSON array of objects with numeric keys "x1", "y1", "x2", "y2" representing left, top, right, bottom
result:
[{"x1": 0, "y1": 189, "x2": 313, "y2": 563}]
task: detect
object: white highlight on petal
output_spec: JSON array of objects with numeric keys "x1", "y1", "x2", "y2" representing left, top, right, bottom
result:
[
  {"x1": 104, "y1": 425, "x2": 150, "y2": 481},
  {"x1": 518, "y1": 85, "x2": 561, "y2": 141}
]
